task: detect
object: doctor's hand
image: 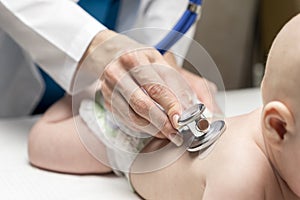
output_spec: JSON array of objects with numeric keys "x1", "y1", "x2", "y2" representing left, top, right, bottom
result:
[
  {"x1": 78, "y1": 30, "x2": 195, "y2": 146},
  {"x1": 163, "y1": 53, "x2": 221, "y2": 114}
]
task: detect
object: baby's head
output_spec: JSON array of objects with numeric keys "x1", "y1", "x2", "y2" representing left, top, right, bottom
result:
[{"x1": 261, "y1": 14, "x2": 300, "y2": 196}]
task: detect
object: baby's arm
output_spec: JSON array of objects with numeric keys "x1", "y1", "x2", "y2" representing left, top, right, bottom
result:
[{"x1": 28, "y1": 96, "x2": 111, "y2": 174}]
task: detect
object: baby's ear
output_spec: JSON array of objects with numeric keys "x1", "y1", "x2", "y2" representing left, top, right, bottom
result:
[{"x1": 262, "y1": 101, "x2": 295, "y2": 147}]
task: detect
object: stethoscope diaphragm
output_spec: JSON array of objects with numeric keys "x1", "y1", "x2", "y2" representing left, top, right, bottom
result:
[
  {"x1": 187, "y1": 120, "x2": 225, "y2": 152},
  {"x1": 178, "y1": 103, "x2": 226, "y2": 152}
]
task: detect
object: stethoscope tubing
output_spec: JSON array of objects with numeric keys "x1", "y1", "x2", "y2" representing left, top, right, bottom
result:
[{"x1": 155, "y1": 0, "x2": 202, "y2": 54}]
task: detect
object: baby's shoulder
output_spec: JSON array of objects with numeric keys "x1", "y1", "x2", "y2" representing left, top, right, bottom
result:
[{"x1": 202, "y1": 139, "x2": 279, "y2": 199}]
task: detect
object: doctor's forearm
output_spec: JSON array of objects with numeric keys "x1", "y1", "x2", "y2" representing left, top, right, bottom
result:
[{"x1": 0, "y1": 0, "x2": 106, "y2": 93}]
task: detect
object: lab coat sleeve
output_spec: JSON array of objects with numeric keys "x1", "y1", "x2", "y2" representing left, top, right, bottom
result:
[
  {"x1": 0, "y1": 0, "x2": 106, "y2": 94},
  {"x1": 136, "y1": 0, "x2": 196, "y2": 66}
]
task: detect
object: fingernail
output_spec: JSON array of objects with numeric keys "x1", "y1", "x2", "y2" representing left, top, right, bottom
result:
[
  {"x1": 172, "y1": 114, "x2": 180, "y2": 129},
  {"x1": 169, "y1": 133, "x2": 183, "y2": 147}
]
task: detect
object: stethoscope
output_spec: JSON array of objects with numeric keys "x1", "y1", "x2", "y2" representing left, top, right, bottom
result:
[
  {"x1": 154, "y1": 0, "x2": 226, "y2": 152},
  {"x1": 177, "y1": 103, "x2": 226, "y2": 152}
]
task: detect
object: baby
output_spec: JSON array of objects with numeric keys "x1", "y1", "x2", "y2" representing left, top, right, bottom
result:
[{"x1": 28, "y1": 14, "x2": 300, "y2": 199}]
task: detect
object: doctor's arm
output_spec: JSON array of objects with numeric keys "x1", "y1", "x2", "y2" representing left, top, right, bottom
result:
[
  {"x1": 0, "y1": 0, "x2": 184, "y2": 143},
  {"x1": 0, "y1": 0, "x2": 105, "y2": 93}
]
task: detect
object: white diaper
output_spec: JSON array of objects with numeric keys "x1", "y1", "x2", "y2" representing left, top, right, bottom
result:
[
  {"x1": 79, "y1": 98, "x2": 220, "y2": 185},
  {"x1": 79, "y1": 100, "x2": 151, "y2": 181}
]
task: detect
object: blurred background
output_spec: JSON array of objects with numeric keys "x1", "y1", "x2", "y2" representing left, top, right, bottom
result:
[{"x1": 184, "y1": 0, "x2": 300, "y2": 90}]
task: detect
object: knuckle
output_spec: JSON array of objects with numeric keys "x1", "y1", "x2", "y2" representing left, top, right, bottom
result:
[
  {"x1": 131, "y1": 97, "x2": 149, "y2": 115},
  {"x1": 103, "y1": 67, "x2": 116, "y2": 83},
  {"x1": 150, "y1": 48, "x2": 163, "y2": 60},
  {"x1": 166, "y1": 102, "x2": 179, "y2": 115},
  {"x1": 120, "y1": 52, "x2": 136, "y2": 67},
  {"x1": 154, "y1": 132, "x2": 165, "y2": 139},
  {"x1": 147, "y1": 84, "x2": 164, "y2": 99}
]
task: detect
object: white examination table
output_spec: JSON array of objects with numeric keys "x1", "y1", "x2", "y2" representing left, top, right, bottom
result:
[{"x1": 0, "y1": 88, "x2": 262, "y2": 200}]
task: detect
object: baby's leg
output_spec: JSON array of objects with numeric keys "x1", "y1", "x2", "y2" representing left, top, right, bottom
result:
[
  {"x1": 130, "y1": 139, "x2": 205, "y2": 200},
  {"x1": 28, "y1": 96, "x2": 112, "y2": 174}
]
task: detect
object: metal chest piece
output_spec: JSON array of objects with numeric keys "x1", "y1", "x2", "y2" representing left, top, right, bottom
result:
[{"x1": 178, "y1": 103, "x2": 226, "y2": 152}]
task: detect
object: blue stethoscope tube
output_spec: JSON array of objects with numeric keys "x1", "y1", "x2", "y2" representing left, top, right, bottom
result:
[{"x1": 155, "y1": 0, "x2": 202, "y2": 54}]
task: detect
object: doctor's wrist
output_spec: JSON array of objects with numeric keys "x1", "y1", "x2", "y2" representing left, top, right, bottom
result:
[{"x1": 79, "y1": 29, "x2": 118, "y2": 66}]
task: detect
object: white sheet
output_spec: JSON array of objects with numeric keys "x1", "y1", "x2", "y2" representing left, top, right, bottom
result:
[{"x1": 0, "y1": 88, "x2": 261, "y2": 200}]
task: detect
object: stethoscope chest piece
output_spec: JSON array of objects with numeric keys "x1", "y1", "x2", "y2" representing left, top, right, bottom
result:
[
  {"x1": 178, "y1": 103, "x2": 226, "y2": 152},
  {"x1": 187, "y1": 120, "x2": 225, "y2": 152}
]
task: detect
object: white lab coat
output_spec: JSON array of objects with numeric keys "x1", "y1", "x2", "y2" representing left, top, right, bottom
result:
[{"x1": 0, "y1": 0, "x2": 195, "y2": 117}]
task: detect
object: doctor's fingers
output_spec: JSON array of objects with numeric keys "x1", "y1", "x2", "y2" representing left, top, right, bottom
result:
[
  {"x1": 102, "y1": 51, "x2": 160, "y2": 87},
  {"x1": 101, "y1": 83, "x2": 165, "y2": 138},
  {"x1": 152, "y1": 65, "x2": 197, "y2": 109},
  {"x1": 112, "y1": 102, "x2": 166, "y2": 139},
  {"x1": 124, "y1": 84, "x2": 180, "y2": 142},
  {"x1": 102, "y1": 51, "x2": 182, "y2": 142},
  {"x1": 119, "y1": 47, "x2": 165, "y2": 70},
  {"x1": 107, "y1": 72, "x2": 179, "y2": 142},
  {"x1": 195, "y1": 80, "x2": 223, "y2": 115},
  {"x1": 120, "y1": 50, "x2": 183, "y2": 129}
]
